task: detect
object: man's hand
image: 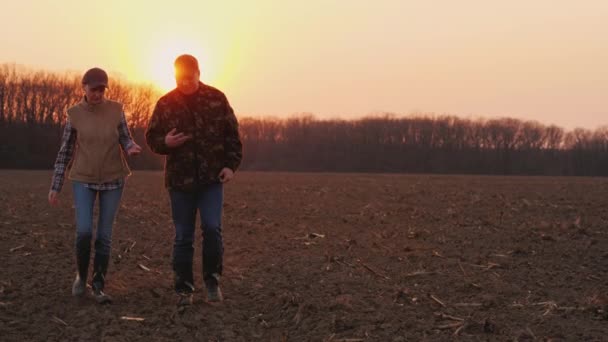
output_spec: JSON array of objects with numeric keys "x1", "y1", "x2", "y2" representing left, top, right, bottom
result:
[
  {"x1": 48, "y1": 190, "x2": 59, "y2": 206},
  {"x1": 165, "y1": 128, "x2": 192, "y2": 148},
  {"x1": 218, "y1": 168, "x2": 234, "y2": 183},
  {"x1": 127, "y1": 143, "x2": 142, "y2": 156}
]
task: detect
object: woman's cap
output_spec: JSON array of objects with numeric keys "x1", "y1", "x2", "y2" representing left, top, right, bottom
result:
[{"x1": 82, "y1": 68, "x2": 109, "y2": 88}]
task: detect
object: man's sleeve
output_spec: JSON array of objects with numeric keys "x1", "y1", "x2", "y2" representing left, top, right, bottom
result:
[
  {"x1": 223, "y1": 99, "x2": 243, "y2": 171},
  {"x1": 145, "y1": 100, "x2": 171, "y2": 155}
]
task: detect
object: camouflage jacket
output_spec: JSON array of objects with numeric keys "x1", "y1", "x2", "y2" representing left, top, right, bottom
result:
[{"x1": 145, "y1": 82, "x2": 243, "y2": 191}]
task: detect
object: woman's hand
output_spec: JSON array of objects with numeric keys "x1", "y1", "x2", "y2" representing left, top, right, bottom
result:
[
  {"x1": 127, "y1": 143, "x2": 142, "y2": 156},
  {"x1": 48, "y1": 190, "x2": 59, "y2": 206}
]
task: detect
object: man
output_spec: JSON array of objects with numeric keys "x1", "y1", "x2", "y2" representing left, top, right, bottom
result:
[{"x1": 145, "y1": 54, "x2": 242, "y2": 306}]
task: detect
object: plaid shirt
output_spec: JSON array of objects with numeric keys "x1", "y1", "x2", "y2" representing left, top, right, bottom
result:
[{"x1": 50, "y1": 111, "x2": 135, "y2": 192}]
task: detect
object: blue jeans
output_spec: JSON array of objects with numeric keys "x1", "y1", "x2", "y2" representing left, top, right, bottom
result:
[
  {"x1": 72, "y1": 182, "x2": 124, "y2": 255},
  {"x1": 170, "y1": 183, "x2": 224, "y2": 293},
  {"x1": 72, "y1": 181, "x2": 123, "y2": 288}
]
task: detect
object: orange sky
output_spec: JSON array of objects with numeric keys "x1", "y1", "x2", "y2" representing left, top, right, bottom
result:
[{"x1": 1, "y1": 0, "x2": 607, "y2": 129}]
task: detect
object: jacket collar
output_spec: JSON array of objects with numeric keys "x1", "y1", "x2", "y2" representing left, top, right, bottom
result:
[
  {"x1": 79, "y1": 96, "x2": 107, "y2": 112},
  {"x1": 171, "y1": 82, "x2": 206, "y2": 110}
]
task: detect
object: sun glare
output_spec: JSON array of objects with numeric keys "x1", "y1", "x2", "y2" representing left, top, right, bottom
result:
[{"x1": 146, "y1": 38, "x2": 207, "y2": 91}]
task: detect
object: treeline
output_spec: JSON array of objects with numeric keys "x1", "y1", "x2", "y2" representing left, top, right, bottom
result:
[
  {"x1": 1, "y1": 63, "x2": 607, "y2": 176},
  {"x1": 239, "y1": 115, "x2": 608, "y2": 176}
]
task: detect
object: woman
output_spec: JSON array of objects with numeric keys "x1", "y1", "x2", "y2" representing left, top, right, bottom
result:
[{"x1": 48, "y1": 67, "x2": 142, "y2": 304}]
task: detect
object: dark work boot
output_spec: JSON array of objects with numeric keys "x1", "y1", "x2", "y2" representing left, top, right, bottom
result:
[
  {"x1": 72, "y1": 275, "x2": 86, "y2": 297},
  {"x1": 92, "y1": 253, "x2": 112, "y2": 304},
  {"x1": 174, "y1": 261, "x2": 194, "y2": 306},
  {"x1": 202, "y1": 237, "x2": 223, "y2": 303},
  {"x1": 205, "y1": 273, "x2": 223, "y2": 303},
  {"x1": 73, "y1": 233, "x2": 91, "y2": 296}
]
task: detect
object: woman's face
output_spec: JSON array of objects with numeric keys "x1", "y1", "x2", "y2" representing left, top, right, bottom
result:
[{"x1": 84, "y1": 84, "x2": 106, "y2": 104}]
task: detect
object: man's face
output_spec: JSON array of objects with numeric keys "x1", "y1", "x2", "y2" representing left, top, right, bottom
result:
[
  {"x1": 84, "y1": 84, "x2": 106, "y2": 104},
  {"x1": 175, "y1": 67, "x2": 200, "y2": 94}
]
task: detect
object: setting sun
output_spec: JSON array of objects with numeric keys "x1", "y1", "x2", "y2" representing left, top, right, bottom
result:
[{"x1": 144, "y1": 38, "x2": 208, "y2": 91}]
